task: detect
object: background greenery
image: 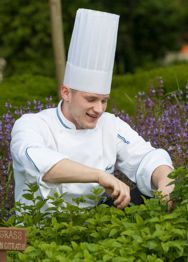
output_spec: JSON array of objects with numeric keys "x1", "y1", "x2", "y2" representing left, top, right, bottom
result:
[
  {"x1": 0, "y1": 0, "x2": 187, "y2": 111},
  {"x1": 0, "y1": 0, "x2": 188, "y2": 77},
  {"x1": 1, "y1": 63, "x2": 188, "y2": 115},
  {"x1": 0, "y1": 3, "x2": 188, "y2": 259}
]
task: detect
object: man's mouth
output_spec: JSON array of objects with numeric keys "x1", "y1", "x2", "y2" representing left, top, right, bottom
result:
[{"x1": 86, "y1": 113, "x2": 98, "y2": 119}]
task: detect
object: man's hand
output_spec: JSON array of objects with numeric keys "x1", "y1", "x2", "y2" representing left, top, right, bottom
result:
[
  {"x1": 157, "y1": 181, "x2": 174, "y2": 210},
  {"x1": 151, "y1": 165, "x2": 174, "y2": 210},
  {"x1": 98, "y1": 172, "x2": 130, "y2": 209}
]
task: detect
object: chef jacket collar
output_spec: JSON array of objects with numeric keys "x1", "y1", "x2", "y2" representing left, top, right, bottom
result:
[{"x1": 56, "y1": 100, "x2": 77, "y2": 129}]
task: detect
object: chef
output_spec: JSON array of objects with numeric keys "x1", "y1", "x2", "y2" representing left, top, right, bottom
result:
[{"x1": 10, "y1": 9, "x2": 174, "y2": 210}]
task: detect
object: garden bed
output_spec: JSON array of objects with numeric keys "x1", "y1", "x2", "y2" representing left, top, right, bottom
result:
[{"x1": 0, "y1": 77, "x2": 188, "y2": 261}]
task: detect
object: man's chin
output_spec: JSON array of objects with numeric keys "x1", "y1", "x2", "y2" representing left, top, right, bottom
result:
[
  {"x1": 84, "y1": 122, "x2": 97, "y2": 129},
  {"x1": 77, "y1": 116, "x2": 99, "y2": 129},
  {"x1": 82, "y1": 119, "x2": 98, "y2": 129}
]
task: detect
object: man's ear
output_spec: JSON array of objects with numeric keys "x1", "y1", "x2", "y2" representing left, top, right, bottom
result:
[{"x1": 60, "y1": 85, "x2": 71, "y2": 101}]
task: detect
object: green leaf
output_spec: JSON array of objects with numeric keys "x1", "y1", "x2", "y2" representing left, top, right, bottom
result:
[
  {"x1": 135, "y1": 214, "x2": 144, "y2": 225},
  {"x1": 61, "y1": 245, "x2": 72, "y2": 253},
  {"x1": 22, "y1": 193, "x2": 33, "y2": 200},
  {"x1": 144, "y1": 240, "x2": 158, "y2": 250},
  {"x1": 86, "y1": 243, "x2": 99, "y2": 253},
  {"x1": 85, "y1": 218, "x2": 96, "y2": 225},
  {"x1": 121, "y1": 229, "x2": 134, "y2": 237},
  {"x1": 30, "y1": 183, "x2": 39, "y2": 193},
  {"x1": 71, "y1": 241, "x2": 78, "y2": 250},
  {"x1": 109, "y1": 228, "x2": 118, "y2": 237},
  {"x1": 83, "y1": 249, "x2": 91, "y2": 260},
  {"x1": 36, "y1": 199, "x2": 46, "y2": 209},
  {"x1": 90, "y1": 232, "x2": 100, "y2": 239}
]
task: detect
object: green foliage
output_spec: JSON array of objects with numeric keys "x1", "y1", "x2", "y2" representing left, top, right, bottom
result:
[
  {"x1": 73, "y1": 0, "x2": 188, "y2": 73},
  {"x1": 0, "y1": 163, "x2": 13, "y2": 219},
  {"x1": 0, "y1": 74, "x2": 57, "y2": 114},
  {"x1": 0, "y1": 0, "x2": 54, "y2": 76},
  {"x1": 110, "y1": 63, "x2": 188, "y2": 114},
  {"x1": 0, "y1": 0, "x2": 188, "y2": 75},
  {"x1": 132, "y1": 0, "x2": 185, "y2": 65},
  {"x1": 1, "y1": 63, "x2": 188, "y2": 116},
  {"x1": 170, "y1": 167, "x2": 188, "y2": 207},
  {"x1": 2, "y1": 167, "x2": 188, "y2": 261}
]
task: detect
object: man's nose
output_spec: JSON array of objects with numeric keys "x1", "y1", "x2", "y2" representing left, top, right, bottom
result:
[{"x1": 93, "y1": 101, "x2": 103, "y2": 113}]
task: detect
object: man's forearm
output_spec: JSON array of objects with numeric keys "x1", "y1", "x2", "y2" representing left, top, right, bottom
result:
[
  {"x1": 42, "y1": 158, "x2": 132, "y2": 209},
  {"x1": 42, "y1": 159, "x2": 101, "y2": 183},
  {"x1": 151, "y1": 165, "x2": 174, "y2": 199},
  {"x1": 151, "y1": 165, "x2": 173, "y2": 188}
]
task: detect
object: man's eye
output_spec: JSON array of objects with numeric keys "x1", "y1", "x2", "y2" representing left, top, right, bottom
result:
[{"x1": 86, "y1": 98, "x2": 95, "y2": 102}]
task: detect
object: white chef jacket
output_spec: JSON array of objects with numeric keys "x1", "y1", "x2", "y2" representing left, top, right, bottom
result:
[{"x1": 10, "y1": 100, "x2": 173, "y2": 208}]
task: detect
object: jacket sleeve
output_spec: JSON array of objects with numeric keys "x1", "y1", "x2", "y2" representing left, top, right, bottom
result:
[
  {"x1": 10, "y1": 114, "x2": 67, "y2": 192},
  {"x1": 115, "y1": 117, "x2": 173, "y2": 196}
]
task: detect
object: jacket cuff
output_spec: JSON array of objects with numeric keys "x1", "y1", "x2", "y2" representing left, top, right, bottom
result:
[
  {"x1": 26, "y1": 146, "x2": 66, "y2": 174},
  {"x1": 26, "y1": 146, "x2": 67, "y2": 198},
  {"x1": 136, "y1": 149, "x2": 173, "y2": 197}
]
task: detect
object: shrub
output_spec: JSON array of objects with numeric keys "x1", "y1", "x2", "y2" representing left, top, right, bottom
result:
[
  {"x1": 3, "y1": 167, "x2": 188, "y2": 261},
  {"x1": 0, "y1": 74, "x2": 57, "y2": 115},
  {"x1": 0, "y1": 0, "x2": 54, "y2": 76}
]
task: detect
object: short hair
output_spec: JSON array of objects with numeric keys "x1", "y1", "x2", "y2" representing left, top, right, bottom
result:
[{"x1": 70, "y1": 88, "x2": 78, "y2": 94}]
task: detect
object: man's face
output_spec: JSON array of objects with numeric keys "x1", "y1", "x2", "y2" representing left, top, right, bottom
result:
[{"x1": 61, "y1": 87, "x2": 109, "y2": 129}]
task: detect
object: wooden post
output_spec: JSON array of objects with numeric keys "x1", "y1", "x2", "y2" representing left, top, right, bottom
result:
[
  {"x1": 0, "y1": 251, "x2": 6, "y2": 262},
  {"x1": 49, "y1": 0, "x2": 66, "y2": 98},
  {"x1": 0, "y1": 228, "x2": 27, "y2": 262}
]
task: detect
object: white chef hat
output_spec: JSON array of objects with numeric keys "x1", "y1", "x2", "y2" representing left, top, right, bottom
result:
[{"x1": 63, "y1": 9, "x2": 119, "y2": 95}]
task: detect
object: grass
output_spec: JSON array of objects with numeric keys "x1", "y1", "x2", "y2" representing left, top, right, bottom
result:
[
  {"x1": 0, "y1": 63, "x2": 188, "y2": 115},
  {"x1": 0, "y1": 74, "x2": 57, "y2": 104}
]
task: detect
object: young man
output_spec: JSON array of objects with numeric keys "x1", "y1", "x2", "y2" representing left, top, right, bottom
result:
[{"x1": 10, "y1": 9, "x2": 174, "y2": 210}]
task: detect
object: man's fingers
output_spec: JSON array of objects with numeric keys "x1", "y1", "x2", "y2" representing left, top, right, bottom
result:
[
  {"x1": 167, "y1": 199, "x2": 174, "y2": 211},
  {"x1": 111, "y1": 181, "x2": 123, "y2": 200},
  {"x1": 111, "y1": 188, "x2": 120, "y2": 199},
  {"x1": 99, "y1": 173, "x2": 130, "y2": 209},
  {"x1": 113, "y1": 183, "x2": 130, "y2": 208},
  {"x1": 158, "y1": 184, "x2": 174, "y2": 210},
  {"x1": 114, "y1": 193, "x2": 130, "y2": 208},
  {"x1": 117, "y1": 199, "x2": 129, "y2": 209}
]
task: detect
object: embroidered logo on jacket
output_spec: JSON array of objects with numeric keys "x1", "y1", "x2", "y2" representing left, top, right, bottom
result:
[
  {"x1": 105, "y1": 165, "x2": 114, "y2": 172},
  {"x1": 117, "y1": 134, "x2": 130, "y2": 144}
]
